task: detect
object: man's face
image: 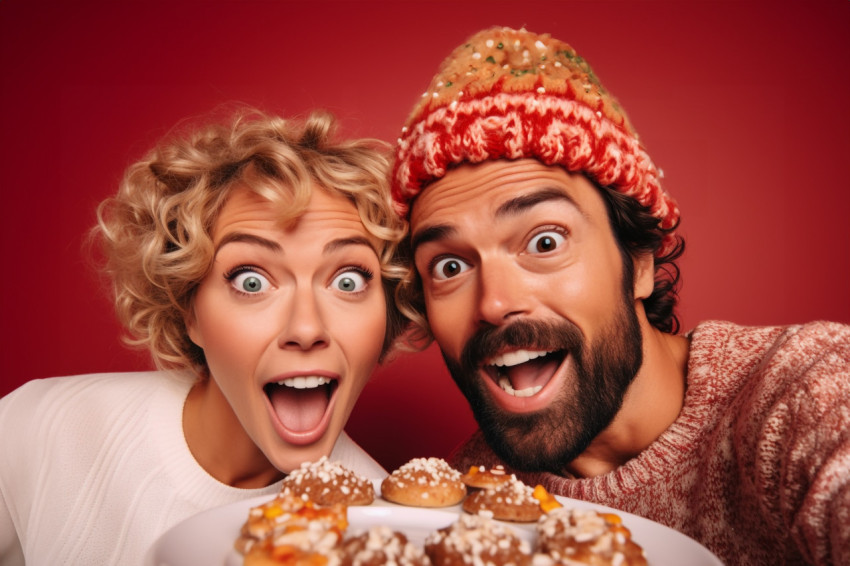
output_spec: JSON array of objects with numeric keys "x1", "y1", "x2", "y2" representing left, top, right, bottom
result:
[{"x1": 410, "y1": 159, "x2": 644, "y2": 473}]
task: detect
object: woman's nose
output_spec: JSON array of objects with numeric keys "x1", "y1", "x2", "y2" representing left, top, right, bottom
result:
[{"x1": 278, "y1": 288, "x2": 330, "y2": 350}]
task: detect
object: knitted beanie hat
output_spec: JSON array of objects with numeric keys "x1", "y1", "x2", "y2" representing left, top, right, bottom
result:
[{"x1": 391, "y1": 27, "x2": 680, "y2": 256}]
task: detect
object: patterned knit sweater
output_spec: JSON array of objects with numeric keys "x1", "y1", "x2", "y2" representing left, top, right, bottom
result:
[{"x1": 450, "y1": 320, "x2": 850, "y2": 565}]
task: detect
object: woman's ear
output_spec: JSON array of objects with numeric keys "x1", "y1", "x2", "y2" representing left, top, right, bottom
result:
[
  {"x1": 633, "y1": 252, "x2": 655, "y2": 300},
  {"x1": 185, "y1": 307, "x2": 204, "y2": 349}
]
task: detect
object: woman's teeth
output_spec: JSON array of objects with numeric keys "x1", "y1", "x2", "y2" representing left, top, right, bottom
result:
[
  {"x1": 498, "y1": 376, "x2": 543, "y2": 397},
  {"x1": 275, "y1": 376, "x2": 332, "y2": 390}
]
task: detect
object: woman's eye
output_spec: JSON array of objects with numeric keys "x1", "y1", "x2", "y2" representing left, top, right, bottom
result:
[
  {"x1": 230, "y1": 270, "x2": 270, "y2": 294},
  {"x1": 527, "y1": 231, "x2": 565, "y2": 254},
  {"x1": 332, "y1": 270, "x2": 369, "y2": 293},
  {"x1": 432, "y1": 257, "x2": 470, "y2": 280}
]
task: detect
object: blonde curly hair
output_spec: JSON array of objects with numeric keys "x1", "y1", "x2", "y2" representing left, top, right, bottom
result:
[{"x1": 94, "y1": 107, "x2": 407, "y2": 375}]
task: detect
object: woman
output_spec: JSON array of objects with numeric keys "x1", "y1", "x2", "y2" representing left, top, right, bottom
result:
[{"x1": 0, "y1": 108, "x2": 407, "y2": 565}]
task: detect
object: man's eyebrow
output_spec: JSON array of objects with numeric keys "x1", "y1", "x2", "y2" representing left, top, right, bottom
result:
[
  {"x1": 215, "y1": 232, "x2": 282, "y2": 254},
  {"x1": 411, "y1": 224, "x2": 457, "y2": 254},
  {"x1": 495, "y1": 187, "x2": 580, "y2": 218},
  {"x1": 411, "y1": 188, "x2": 580, "y2": 253}
]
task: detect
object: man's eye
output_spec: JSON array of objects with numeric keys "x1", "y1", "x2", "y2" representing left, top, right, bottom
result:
[
  {"x1": 432, "y1": 257, "x2": 470, "y2": 280},
  {"x1": 526, "y1": 231, "x2": 565, "y2": 254},
  {"x1": 331, "y1": 270, "x2": 369, "y2": 293},
  {"x1": 230, "y1": 270, "x2": 270, "y2": 294}
]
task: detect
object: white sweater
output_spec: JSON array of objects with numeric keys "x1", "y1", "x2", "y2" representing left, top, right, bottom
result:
[{"x1": 0, "y1": 371, "x2": 385, "y2": 566}]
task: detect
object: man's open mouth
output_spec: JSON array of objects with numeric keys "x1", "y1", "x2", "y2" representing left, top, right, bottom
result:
[
  {"x1": 263, "y1": 376, "x2": 338, "y2": 434},
  {"x1": 483, "y1": 349, "x2": 566, "y2": 398}
]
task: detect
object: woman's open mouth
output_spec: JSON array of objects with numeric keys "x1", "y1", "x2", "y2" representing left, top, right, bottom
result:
[{"x1": 263, "y1": 376, "x2": 338, "y2": 442}]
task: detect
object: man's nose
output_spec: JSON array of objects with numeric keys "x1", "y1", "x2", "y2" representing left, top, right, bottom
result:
[{"x1": 476, "y1": 259, "x2": 532, "y2": 326}]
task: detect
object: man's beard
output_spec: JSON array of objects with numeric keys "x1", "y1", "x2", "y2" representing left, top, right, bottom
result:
[{"x1": 441, "y1": 296, "x2": 643, "y2": 475}]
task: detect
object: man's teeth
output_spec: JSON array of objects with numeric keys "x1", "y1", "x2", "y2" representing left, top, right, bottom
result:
[
  {"x1": 498, "y1": 377, "x2": 543, "y2": 398},
  {"x1": 488, "y1": 349, "x2": 550, "y2": 368},
  {"x1": 276, "y1": 376, "x2": 332, "y2": 390},
  {"x1": 488, "y1": 350, "x2": 551, "y2": 398}
]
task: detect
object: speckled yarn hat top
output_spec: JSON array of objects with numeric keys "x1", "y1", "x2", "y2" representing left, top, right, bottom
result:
[{"x1": 391, "y1": 26, "x2": 680, "y2": 256}]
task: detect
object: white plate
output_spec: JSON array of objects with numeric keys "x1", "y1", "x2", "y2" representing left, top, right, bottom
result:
[{"x1": 145, "y1": 486, "x2": 722, "y2": 566}]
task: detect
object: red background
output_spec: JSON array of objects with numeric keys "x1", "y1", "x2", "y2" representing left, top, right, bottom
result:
[{"x1": 1, "y1": 0, "x2": 849, "y2": 472}]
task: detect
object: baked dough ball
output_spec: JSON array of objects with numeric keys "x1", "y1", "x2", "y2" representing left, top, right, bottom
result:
[
  {"x1": 242, "y1": 533, "x2": 343, "y2": 566},
  {"x1": 424, "y1": 513, "x2": 532, "y2": 566},
  {"x1": 381, "y1": 457, "x2": 466, "y2": 508},
  {"x1": 536, "y1": 507, "x2": 648, "y2": 565},
  {"x1": 235, "y1": 494, "x2": 302, "y2": 555},
  {"x1": 280, "y1": 456, "x2": 375, "y2": 506},
  {"x1": 234, "y1": 494, "x2": 347, "y2": 564},
  {"x1": 340, "y1": 526, "x2": 430, "y2": 566},
  {"x1": 459, "y1": 464, "x2": 512, "y2": 490},
  {"x1": 462, "y1": 474, "x2": 542, "y2": 522}
]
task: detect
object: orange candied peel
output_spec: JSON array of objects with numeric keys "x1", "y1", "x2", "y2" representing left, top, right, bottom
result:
[
  {"x1": 532, "y1": 484, "x2": 563, "y2": 513},
  {"x1": 600, "y1": 512, "x2": 633, "y2": 538},
  {"x1": 466, "y1": 464, "x2": 507, "y2": 477},
  {"x1": 269, "y1": 545, "x2": 330, "y2": 565},
  {"x1": 295, "y1": 502, "x2": 349, "y2": 533},
  {"x1": 263, "y1": 505, "x2": 284, "y2": 520}
]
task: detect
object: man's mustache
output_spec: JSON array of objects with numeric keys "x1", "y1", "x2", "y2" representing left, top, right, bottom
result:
[{"x1": 459, "y1": 319, "x2": 584, "y2": 372}]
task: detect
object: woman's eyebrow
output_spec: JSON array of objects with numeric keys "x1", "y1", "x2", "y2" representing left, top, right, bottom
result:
[
  {"x1": 215, "y1": 232, "x2": 282, "y2": 254},
  {"x1": 495, "y1": 187, "x2": 580, "y2": 218},
  {"x1": 323, "y1": 236, "x2": 378, "y2": 255},
  {"x1": 214, "y1": 234, "x2": 377, "y2": 256}
]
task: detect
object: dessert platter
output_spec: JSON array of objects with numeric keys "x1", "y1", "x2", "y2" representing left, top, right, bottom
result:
[{"x1": 145, "y1": 457, "x2": 722, "y2": 565}]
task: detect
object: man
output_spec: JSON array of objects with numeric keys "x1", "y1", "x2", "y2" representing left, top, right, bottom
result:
[{"x1": 390, "y1": 27, "x2": 849, "y2": 565}]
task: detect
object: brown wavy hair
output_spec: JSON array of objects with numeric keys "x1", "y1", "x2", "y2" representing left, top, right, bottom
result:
[{"x1": 94, "y1": 107, "x2": 407, "y2": 375}]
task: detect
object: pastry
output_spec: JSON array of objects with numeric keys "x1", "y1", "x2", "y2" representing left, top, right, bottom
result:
[
  {"x1": 381, "y1": 457, "x2": 466, "y2": 508},
  {"x1": 424, "y1": 513, "x2": 532, "y2": 565},
  {"x1": 462, "y1": 474, "x2": 542, "y2": 522},
  {"x1": 459, "y1": 464, "x2": 512, "y2": 490},
  {"x1": 536, "y1": 507, "x2": 648, "y2": 566},
  {"x1": 340, "y1": 526, "x2": 431, "y2": 565},
  {"x1": 234, "y1": 494, "x2": 348, "y2": 565},
  {"x1": 280, "y1": 456, "x2": 374, "y2": 506}
]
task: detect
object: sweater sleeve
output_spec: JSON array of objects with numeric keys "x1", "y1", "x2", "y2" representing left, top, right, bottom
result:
[
  {"x1": 0, "y1": 480, "x2": 24, "y2": 566},
  {"x1": 0, "y1": 388, "x2": 28, "y2": 566},
  {"x1": 737, "y1": 321, "x2": 850, "y2": 565}
]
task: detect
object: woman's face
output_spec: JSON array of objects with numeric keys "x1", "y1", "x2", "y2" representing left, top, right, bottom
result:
[{"x1": 187, "y1": 185, "x2": 387, "y2": 473}]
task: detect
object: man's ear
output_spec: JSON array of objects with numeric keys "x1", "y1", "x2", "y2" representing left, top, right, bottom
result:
[{"x1": 633, "y1": 252, "x2": 655, "y2": 300}]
